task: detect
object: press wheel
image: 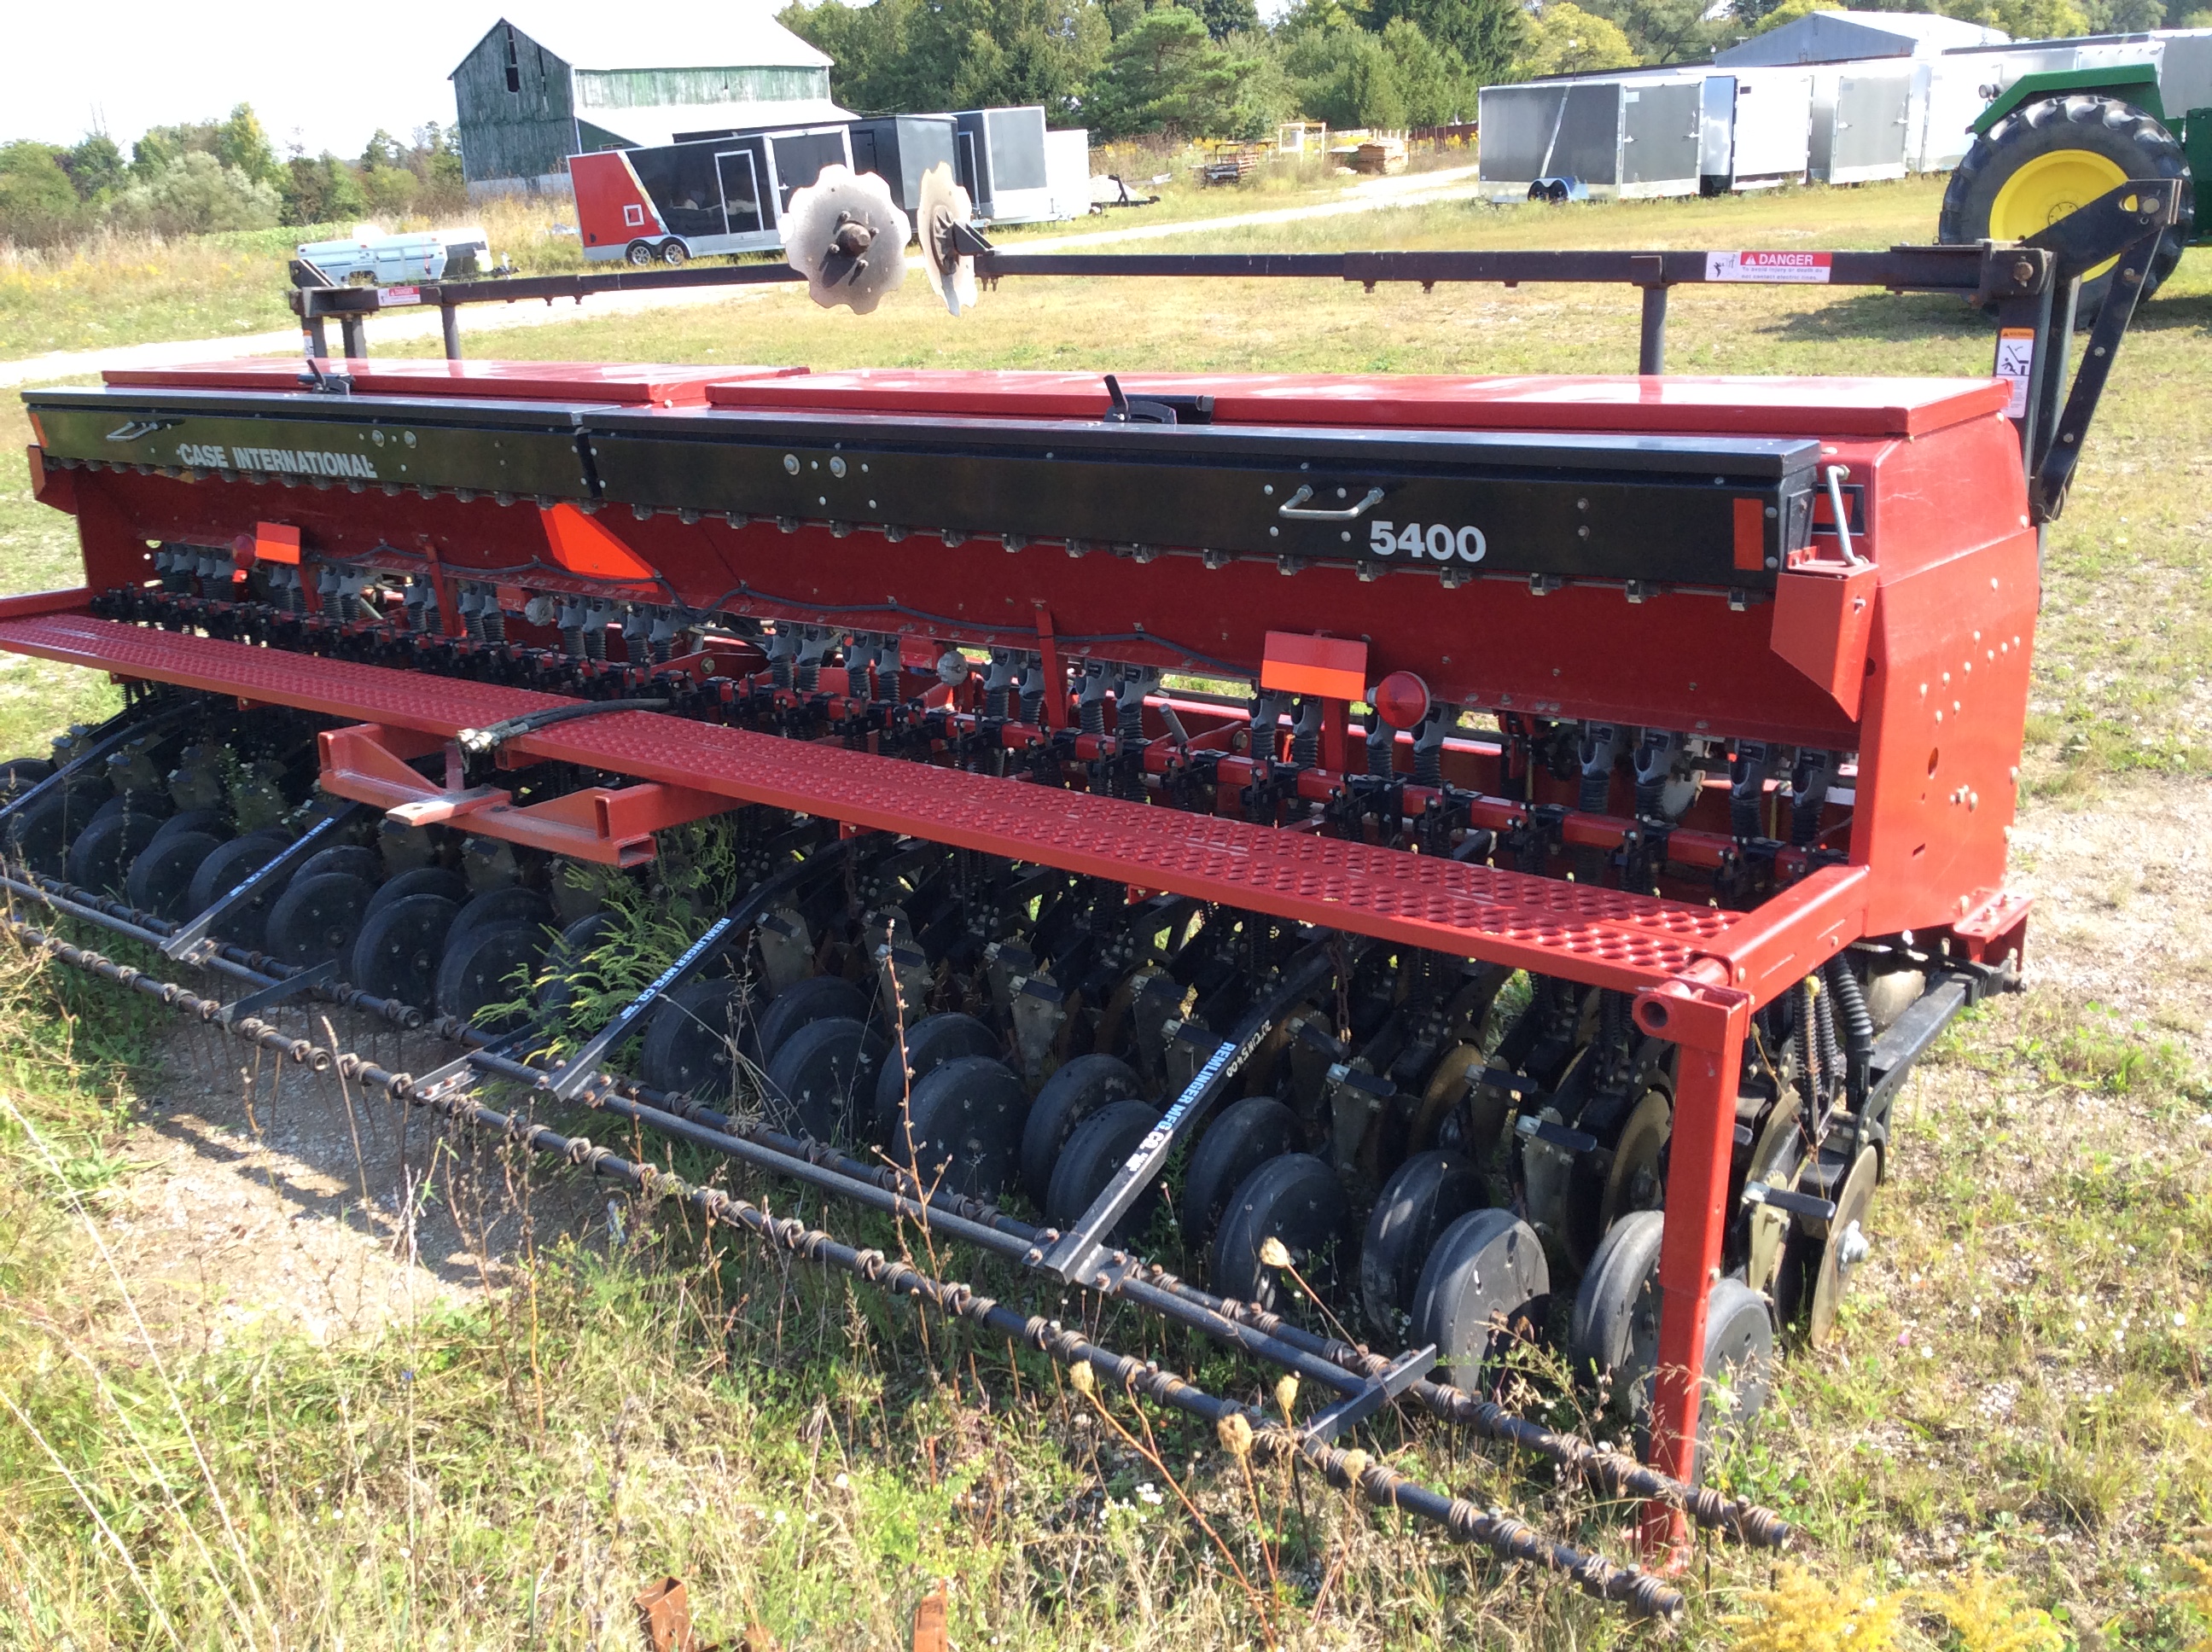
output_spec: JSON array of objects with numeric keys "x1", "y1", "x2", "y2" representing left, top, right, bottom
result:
[
  {"x1": 1359, "y1": 1149, "x2": 1489, "y2": 1340},
  {"x1": 125, "y1": 829, "x2": 225, "y2": 920},
  {"x1": 896, "y1": 1054, "x2": 1028, "y2": 1198},
  {"x1": 363, "y1": 865, "x2": 469, "y2": 923},
  {"x1": 434, "y1": 920, "x2": 548, "y2": 1032},
  {"x1": 1180, "y1": 1095, "x2": 1297, "y2": 1248},
  {"x1": 265, "y1": 871, "x2": 375, "y2": 968},
  {"x1": 1567, "y1": 1207, "x2": 1663, "y2": 1416},
  {"x1": 447, "y1": 886, "x2": 554, "y2": 951},
  {"x1": 1019, "y1": 1053, "x2": 1142, "y2": 1205},
  {"x1": 349, "y1": 893, "x2": 458, "y2": 1007},
  {"x1": 766, "y1": 1015, "x2": 888, "y2": 1146},
  {"x1": 753, "y1": 974, "x2": 870, "y2": 1067},
  {"x1": 294, "y1": 844, "x2": 382, "y2": 887},
  {"x1": 1807, "y1": 1148, "x2": 1879, "y2": 1348},
  {"x1": 876, "y1": 1012, "x2": 1000, "y2": 1147},
  {"x1": 1408, "y1": 1207, "x2": 1551, "y2": 1391},
  {"x1": 637, "y1": 978, "x2": 752, "y2": 1102},
  {"x1": 183, "y1": 833, "x2": 289, "y2": 950},
  {"x1": 1043, "y1": 1098, "x2": 1163, "y2": 1242},
  {"x1": 1210, "y1": 1153, "x2": 1349, "y2": 1312},
  {"x1": 66, "y1": 810, "x2": 161, "y2": 898}
]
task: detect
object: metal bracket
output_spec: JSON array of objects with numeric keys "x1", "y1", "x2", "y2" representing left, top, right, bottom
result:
[
  {"x1": 1741, "y1": 1181, "x2": 1837, "y2": 1224},
  {"x1": 160, "y1": 803, "x2": 362, "y2": 963},
  {"x1": 544, "y1": 840, "x2": 845, "y2": 1101},
  {"x1": 1301, "y1": 1343, "x2": 1436, "y2": 1445},
  {"x1": 409, "y1": 1024, "x2": 543, "y2": 1107},
  {"x1": 217, "y1": 958, "x2": 335, "y2": 1026},
  {"x1": 1042, "y1": 941, "x2": 1343, "y2": 1282}
]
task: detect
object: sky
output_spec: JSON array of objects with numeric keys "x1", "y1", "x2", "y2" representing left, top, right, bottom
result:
[{"x1": 5, "y1": 1, "x2": 794, "y2": 158}]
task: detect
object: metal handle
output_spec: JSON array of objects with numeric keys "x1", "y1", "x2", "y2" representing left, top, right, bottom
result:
[
  {"x1": 1278, "y1": 484, "x2": 1385, "y2": 521},
  {"x1": 1823, "y1": 465, "x2": 1866, "y2": 567}
]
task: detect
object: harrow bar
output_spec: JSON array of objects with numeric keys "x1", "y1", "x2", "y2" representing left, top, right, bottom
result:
[
  {"x1": 0, "y1": 894, "x2": 1694, "y2": 1617},
  {"x1": 0, "y1": 852, "x2": 1789, "y2": 1572}
]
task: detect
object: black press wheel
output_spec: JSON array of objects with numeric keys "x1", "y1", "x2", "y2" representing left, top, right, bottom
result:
[
  {"x1": 1939, "y1": 94, "x2": 2193, "y2": 323},
  {"x1": 1211, "y1": 1152, "x2": 1350, "y2": 1312},
  {"x1": 67, "y1": 811, "x2": 164, "y2": 898},
  {"x1": 183, "y1": 832, "x2": 291, "y2": 950},
  {"x1": 1180, "y1": 1095, "x2": 1298, "y2": 1248},
  {"x1": 876, "y1": 1011, "x2": 1003, "y2": 1148},
  {"x1": 752, "y1": 974, "x2": 870, "y2": 1068},
  {"x1": 9, "y1": 783, "x2": 107, "y2": 877},
  {"x1": 434, "y1": 919, "x2": 549, "y2": 1032},
  {"x1": 637, "y1": 977, "x2": 752, "y2": 1102},
  {"x1": 1019, "y1": 1052, "x2": 1143, "y2": 1205},
  {"x1": 349, "y1": 893, "x2": 460, "y2": 1007},
  {"x1": 294, "y1": 843, "x2": 383, "y2": 887},
  {"x1": 125, "y1": 829, "x2": 227, "y2": 920},
  {"x1": 265, "y1": 871, "x2": 376, "y2": 968},
  {"x1": 765, "y1": 1015, "x2": 889, "y2": 1146},
  {"x1": 447, "y1": 886, "x2": 555, "y2": 951},
  {"x1": 1568, "y1": 1207, "x2": 1664, "y2": 1417},
  {"x1": 1408, "y1": 1206, "x2": 1551, "y2": 1392},
  {"x1": 1359, "y1": 1149, "x2": 1491, "y2": 1340},
  {"x1": 363, "y1": 865, "x2": 469, "y2": 924},
  {"x1": 1044, "y1": 1097, "x2": 1164, "y2": 1241},
  {"x1": 895, "y1": 1054, "x2": 1028, "y2": 1198}
]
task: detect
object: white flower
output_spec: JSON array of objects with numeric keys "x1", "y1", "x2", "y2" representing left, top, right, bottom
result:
[
  {"x1": 833, "y1": 1473, "x2": 850, "y2": 1489},
  {"x1": 1136, "y1": 1482, "x2": 1165, "y2": 1507}
]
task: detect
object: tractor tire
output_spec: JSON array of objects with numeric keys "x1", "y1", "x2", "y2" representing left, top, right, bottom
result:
[{"x1": 1939, "y1": 94, "x2": 2192, "y2": 326}]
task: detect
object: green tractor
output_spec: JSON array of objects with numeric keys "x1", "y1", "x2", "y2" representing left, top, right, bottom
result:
[{"x1": 1940, "y1": 61, "x2": 2206, "y2": 319}]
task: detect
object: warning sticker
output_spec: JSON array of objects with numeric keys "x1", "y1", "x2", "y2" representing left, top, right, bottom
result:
[
  {"x1": 1704, "y1": 251, "x2": 1835, "y2": 283},
  {"x1": 1994, "y1": 327, "x2": 2036, "y2": 419},
  {"x1": 380, "y1": 284, "x2": 422, "y2": 305}
]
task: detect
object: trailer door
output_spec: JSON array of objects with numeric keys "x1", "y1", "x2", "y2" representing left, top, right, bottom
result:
[
  {"x1": 768, "y1": 127, "x2": 850, "y2": 215},
  {"x1": 717, "y1": 149, "x2": 764, "y2": 235},
  {"x1": 1699, "y1": 75, "x2": 1737, "y2": 188}
]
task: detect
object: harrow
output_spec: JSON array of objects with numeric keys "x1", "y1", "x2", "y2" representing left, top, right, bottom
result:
[{"x1": 0, "y1": 167, "x2": 2180, "y2": 1616}]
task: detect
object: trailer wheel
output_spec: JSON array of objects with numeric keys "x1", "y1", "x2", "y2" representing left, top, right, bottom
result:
[
  {"x1": 1939, "y1": 94, "x2": 2193, "y2": 323},
  {"x1": 660, "y1": 240, "x2": 690, "y2": 267},
  {"x1": 625, "y1": 240, "x2": 655, "y2": 267}
]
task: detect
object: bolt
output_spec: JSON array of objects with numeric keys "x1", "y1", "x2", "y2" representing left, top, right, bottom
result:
[{"x1": 1836, "y1": 1221, "x2": 1870, "y2": 1270}]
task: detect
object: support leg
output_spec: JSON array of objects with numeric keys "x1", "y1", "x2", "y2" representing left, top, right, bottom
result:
[{"x1": 1633, "y1": 979, "x2": 1749, "y2": 1563}]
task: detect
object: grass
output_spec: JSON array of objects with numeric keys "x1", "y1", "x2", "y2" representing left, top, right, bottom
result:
[{"x1": 2, "y1": 172, "x2": 2210, "y2": 1649}]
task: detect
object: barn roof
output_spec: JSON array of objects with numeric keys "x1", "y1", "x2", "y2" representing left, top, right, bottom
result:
[{"x1": 455, "y1": 9, "x2": 833, "y2": 77}]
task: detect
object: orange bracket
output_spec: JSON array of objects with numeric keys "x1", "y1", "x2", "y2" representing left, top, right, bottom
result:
[
  {"x1": 1771, "y1": 561, "x2": 1877, "y2": 720},
  {"x1": 317, "y1": 722, "x2": 729, "y2": 868}
]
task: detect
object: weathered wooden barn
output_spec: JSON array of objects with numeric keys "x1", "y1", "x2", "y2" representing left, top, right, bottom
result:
[{"x1": 451, "y1": 14, "x2": 847, "y2": 197}]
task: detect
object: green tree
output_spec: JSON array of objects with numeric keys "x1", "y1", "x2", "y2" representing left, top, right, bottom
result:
[
  {"x1": 214, "y1": 104, "x2": 282, "y2": 188},
  {"x1": 106, "y1": 151, "x2": 282, "y2": 235},
  {"x1": 1577, "y1": 0, "x2": 1726, "y2": 63},
  {"x1": 1746, "y1": 0, "x2": 1838, "y2": 32},
  {"x1": 1190, "y1": 0, "x2": 1261, "y2": 38},
  {"x1": 1380, "y1": 18, "x2": 1472, "y2": 125},
  {"x1": 781, "y1": 0, "x2": 1109, "y2": 120},
  {"x1": 0, "y1": 142, "x2": 85, "y2": 245},
  {"x1": 364, "y1": 166, "x2": 419, "y2": 218},
  {"x1": 282, "y1": 153, "x2": 366, "y2": 229},
  {"x1": 1086, "y1": 5, "x2": 1244, "y2": 134},
  {"x1": 1285, "y1": 22, "x2": 1405, "y2": 127},
  {"x1": 61, "y1": 133, "x2": 126, "y2": 201},
  {"x1": 1369, "y1": 0, "x2": 1526, "y2": 84},
  {"x1": 1518, "y1": 1, "x2": 1636, "y2": 73}
]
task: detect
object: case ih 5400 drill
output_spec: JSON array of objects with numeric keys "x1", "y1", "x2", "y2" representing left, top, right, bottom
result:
[{"x1": 0, "y1": 170, "x2": 2180, "y2": 1614}]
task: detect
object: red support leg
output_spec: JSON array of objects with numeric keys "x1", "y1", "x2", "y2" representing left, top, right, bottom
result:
[{"x1": 1633, "y1": 976, "x2": 1751, "y2": 1567}]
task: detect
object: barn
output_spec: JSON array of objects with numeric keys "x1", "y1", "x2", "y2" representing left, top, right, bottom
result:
[{"x1": 451, "y1": 14, "x2": 849, "y2": 198}]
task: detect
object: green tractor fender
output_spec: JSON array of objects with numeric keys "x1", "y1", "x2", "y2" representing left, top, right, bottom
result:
[{"x1": 1973, "y1": 65, "x2": 2165, "y2": 135}]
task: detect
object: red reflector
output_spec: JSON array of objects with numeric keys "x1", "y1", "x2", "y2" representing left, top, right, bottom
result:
[
  {"x1": 1259, "y1": 631, "x2": 1367, "y2": 701},
  {"x1": 541, "y1": 503, "x2": 656, "y2": 580},
  {"x1": 1732, "y1": 497, "x2": 1765, "y2": 573},
  {"x1": 1372, "y1": 670, "x2": 1431, "y2": 730},
  {"x1": 254, "y1": 522, "x2": 301, "y2": 566}
]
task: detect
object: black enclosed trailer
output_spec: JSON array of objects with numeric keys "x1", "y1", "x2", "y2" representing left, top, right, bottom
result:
[{"x1": 849, "y1": 115, "x2": 958, "y2": 213}]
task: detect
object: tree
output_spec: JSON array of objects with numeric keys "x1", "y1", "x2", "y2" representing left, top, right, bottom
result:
[
  {"x1": 1517, "y1": 2, "x2": 1634, "y2": 76},
  {"x1": 1189, "y1": 0, "x2": 1261, "y2": 38},
  {"x1": 1380, "y1": 18, "x2": 1472, "y2": 124},
  {"x1": 0, "y1": 142, "x2": 85, "y2": 245},
  {"x1": 1285, "y1": 22, "x2": 1405, "y2": 127},
  {"x1": 1746, "y1": 0, "x2": 1838, "y2": 32},
  {"x1": 1576, "y1": 0, "x2": 1726, "y2": 63},
  {"x1": 107, "y1": 151, "x2": 282, "y2": 236},
  {"x1": 61, "y1": 134, "x2": 126, "y2": 201},
  {"x1": 1086, "y1": 5, "x2": 1245, "y2": 134},
  {"x1": 282, "y1": 153, "x2": 366, "y2": 229},
  {"x1": 1369, "y1": 0, "x2": 1526, "y2": 84},
  {"x1": 781, "y1": 0, "x2": 1109, "y2": 120},
  {"x1": 214, "y1": 104, "x2": 282, "y2": 189}
]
